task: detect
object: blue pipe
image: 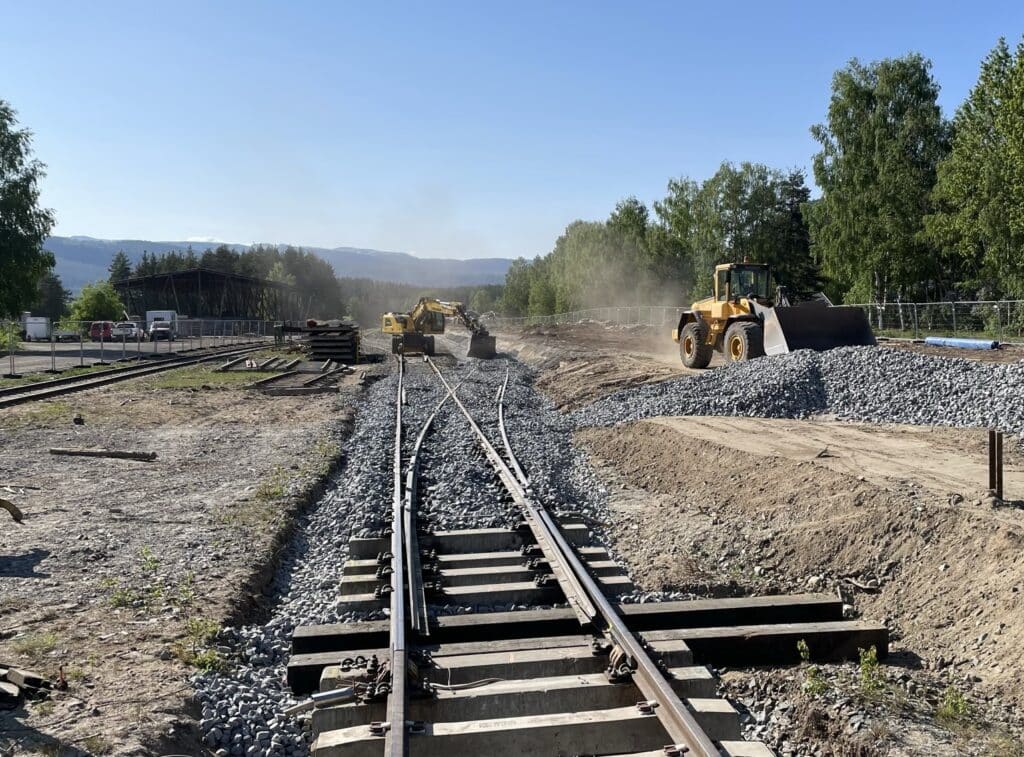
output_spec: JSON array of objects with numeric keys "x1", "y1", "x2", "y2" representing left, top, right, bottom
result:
[{"x1": 924, "y1": 336, "x2": 999, "y2": 350}]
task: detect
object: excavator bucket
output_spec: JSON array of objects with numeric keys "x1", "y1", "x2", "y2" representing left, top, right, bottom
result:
[
  {"x1": 467, "y1": 331, "x2": 496, "y2": 359},
  {"x1": 757, "y1": 302, "x2": 875, "y2": 356}
]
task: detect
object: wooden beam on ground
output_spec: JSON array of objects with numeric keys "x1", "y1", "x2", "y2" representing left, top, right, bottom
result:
[{"x1": 49, "y1": 448, "x2": 156, "y2": 462}]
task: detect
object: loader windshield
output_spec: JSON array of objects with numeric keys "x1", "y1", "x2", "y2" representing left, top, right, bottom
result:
[{"x1": 729, "y1": 266, "x2": 770, "y2": 300}]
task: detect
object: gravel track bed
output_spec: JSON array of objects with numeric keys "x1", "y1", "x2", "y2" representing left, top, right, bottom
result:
[
  {"x1": 190, "y1": 356, "x2": 624, "y2": 757},
  {"x1": 572, "y1": 346, "x2": 1024, "y2": 437}
]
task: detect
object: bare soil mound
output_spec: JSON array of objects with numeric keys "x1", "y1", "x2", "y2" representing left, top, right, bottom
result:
[{"x1": 579, "y1": 419, "x2": 1024, "y2": 712}]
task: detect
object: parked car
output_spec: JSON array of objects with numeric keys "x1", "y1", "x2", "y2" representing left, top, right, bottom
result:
[
  {"x1": 89, "y1": 321, "x2": 114, "y2": 341},
  {"x1": 149, "y1": 321, "x2": 175, "y2": 341},
  {"x1": 111, "y1": 322, "x2": 142, "y2": 339}
]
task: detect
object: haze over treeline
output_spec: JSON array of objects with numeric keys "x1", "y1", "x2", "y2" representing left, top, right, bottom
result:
[{"x1": 497, "y1": 40, "x2": 1024, "y2": 317}]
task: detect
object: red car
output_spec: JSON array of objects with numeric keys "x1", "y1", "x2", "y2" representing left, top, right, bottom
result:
[{"x1": 89, "y1": 321, "x2": 114, "y2": 341}]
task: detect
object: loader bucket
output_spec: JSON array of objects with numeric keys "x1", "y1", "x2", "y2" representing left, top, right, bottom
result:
[
  {"x1": 467, "y1": 331, "x2": 496, "y2": 359},
  {"x1": 757, "y1": 303, "x2": 875, "y2": 356}
]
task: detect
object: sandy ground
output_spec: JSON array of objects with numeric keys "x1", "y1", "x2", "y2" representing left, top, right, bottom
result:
[{"x1": 0, "y1": 365, "x2": 370, "y2": 756}]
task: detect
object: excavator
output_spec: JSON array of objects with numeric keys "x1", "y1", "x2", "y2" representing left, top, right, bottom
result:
[
  {"x1": 673, "y1": 261, "x2": 875, "y2": 368},
  {"x1": 381, "y1": 297, "x2": 497, "y2": 359}
]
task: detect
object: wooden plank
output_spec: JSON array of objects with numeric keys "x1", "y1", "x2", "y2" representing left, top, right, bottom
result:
[
  {"x1": 312, "y1": 703, "x2": 728, "y2": 757},
  {"x1": 311, "y1": 666, "x2": 718, "y2": 731},
  {"x1": 642, "y1": 620, "x2": 889, "y2": 664},
  {"x1": 618, "y1": 593, "x2": 844, "y2": 629}
]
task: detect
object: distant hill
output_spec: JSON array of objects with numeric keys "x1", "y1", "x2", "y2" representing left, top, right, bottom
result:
[{"x1": 45, "y1": 236, "x2": 513, "y2": 292}]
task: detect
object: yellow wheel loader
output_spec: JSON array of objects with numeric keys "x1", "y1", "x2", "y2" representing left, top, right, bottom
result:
[
  {"x1": 672, "y1": 262, "x2": 875, "y2": 369},
  {"x1": 381, "y1": 297, "x2": 497, "y2": 359}
]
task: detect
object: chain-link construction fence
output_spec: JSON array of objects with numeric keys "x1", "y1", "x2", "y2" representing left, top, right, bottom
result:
[
  {"x1": 1, "y1": 318, "x2": 278, "y2": 378},
  {"x1": 484, "y1": 301, "x2": 1024, "y2": 342}
]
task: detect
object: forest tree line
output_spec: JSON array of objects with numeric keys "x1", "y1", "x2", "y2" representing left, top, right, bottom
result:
[{"x1": 498, "y1": 37, "x2": 1024, "y2": 316}]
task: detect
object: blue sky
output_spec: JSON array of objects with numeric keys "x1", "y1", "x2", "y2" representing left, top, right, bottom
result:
[{"x1": 3, "y1": 1, "x2": 1022, "y2": 260}]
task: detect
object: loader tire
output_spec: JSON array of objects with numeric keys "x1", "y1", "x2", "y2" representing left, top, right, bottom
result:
[
  {"x1": 724, "y1": 321, "x2": 765, "y2": 362},
  {"x1": 679, "y1": 321, "x2": 713, "y2": 369}
]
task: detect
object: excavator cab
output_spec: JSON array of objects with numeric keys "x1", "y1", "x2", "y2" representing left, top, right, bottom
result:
[{"x1": 382, "y1": 298, "x2": 496, "y2": 359}]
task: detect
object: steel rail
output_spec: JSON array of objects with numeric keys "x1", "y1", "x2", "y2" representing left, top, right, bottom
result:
[
  {"x1": 457, "y1": 358, "x2": 720, "y2": 757},
  {"x1": 424, "y1": 357, "x2": 597, "y2": 627},
  {"x1": 495, "y1": 364, "x2": 529, "y2": 486},
  {"x1": 384, "y1": 356, "x2": 409, "y2": 757},
  {"x1": 403, "y1": 367, "x2": 477, "y2": 635},
  {"x1": 0, "y1": 344, "x2": 266, "y2": 408}
]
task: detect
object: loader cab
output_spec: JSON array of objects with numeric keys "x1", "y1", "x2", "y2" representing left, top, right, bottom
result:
[{"x1": 715, "y1": 263, "x2": 772, "y2": 303}]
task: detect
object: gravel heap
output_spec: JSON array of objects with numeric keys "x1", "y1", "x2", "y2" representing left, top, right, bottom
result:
[{"x1": 572, "y1": 346, "x2": 1024, "y2": 435}]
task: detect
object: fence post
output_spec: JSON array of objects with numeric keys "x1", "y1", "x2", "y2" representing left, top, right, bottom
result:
[
  {"x1": 913, "y1": 303, "x2": 919, "y2": 340},
  {"x1": 952, "y1": 302, "x2": 957, "y2": 336}
]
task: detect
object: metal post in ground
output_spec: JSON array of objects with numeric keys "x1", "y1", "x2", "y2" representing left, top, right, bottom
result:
[
  {"x1": 121, "y1": 335, "x2": 127, "y2": 362},
  {"x1": 3, "y1": 323, "x2": 20, "y2": 379},
  {"x1": 96, "y1": 328, "x2": 109, "y2": 365},
  {"x1": 996, "y1": 431, "x2": 1004, "y2": 501},
  {"x1": 79, "y1": 328, "x2": 85, "y2": 367},
  {"x1": 48, "y1": 332, "x2": 58, "y2": 374},
  {"x1": 989, "y1": 428, "x2": 1004, "y2": 500}
]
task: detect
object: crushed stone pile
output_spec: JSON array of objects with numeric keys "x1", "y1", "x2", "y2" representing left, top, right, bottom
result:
[{"x1": 572, "y1": 346, "x2": 1024, "y2": 435}]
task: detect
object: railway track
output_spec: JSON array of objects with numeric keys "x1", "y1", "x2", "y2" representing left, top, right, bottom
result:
[
  {"x1": 0, "y1": 343, "x2": 267, "y2": 408},
  {"x1": 287, "y1": 355, "x2": 889, "y2": 756}
]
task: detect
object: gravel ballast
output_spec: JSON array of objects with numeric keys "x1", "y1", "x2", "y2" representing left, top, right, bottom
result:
[
  {"x1": 190, "y1": 356, "x2": 617, "y2": 757},
  {"x1": 572, "y1": 346, "x2": 1024, "y2": 435}
]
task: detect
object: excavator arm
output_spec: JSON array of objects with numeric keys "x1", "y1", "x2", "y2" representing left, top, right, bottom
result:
[{"x1": 384, "y1": 298, "x2": 496, "y2": 358}]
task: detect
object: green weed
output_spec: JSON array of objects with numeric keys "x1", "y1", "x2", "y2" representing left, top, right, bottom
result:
[
  {"x1": 797, "y1": 639, "x2": 828, "y2": 696},
  {"x1": 858, "y1": 645, "x2": 884, "y2": 698},
  {"x1": 12, "y1": 631, "x2": 58, "y2": 659},
  {"x1": 937, "y1": 686, "x2": 971, "y2": 724}
]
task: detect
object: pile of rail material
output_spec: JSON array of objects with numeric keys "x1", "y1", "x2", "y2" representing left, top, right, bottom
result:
[{"x1": 293, "y1": 320, "x2": 360, "y2": 363}]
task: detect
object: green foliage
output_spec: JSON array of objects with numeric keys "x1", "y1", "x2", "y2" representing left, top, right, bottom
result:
[
  {"x1": 858, "y1": 645, "x2": 884, "y2": 697},
  {"x1": 926, "y1": 37, "x2": 1024, "y2": 298},
  {"x1": 797, "y1": 639, "x2": 828, "y2": 696},
  {"x1": 0, "y1": 100, "x2": 56, "y2": 318},
  {"x1": 30, "y1": 272, "x2": 70, "y2": 320},
  {"x1": 68, "y1": 281, "x2": 125, "y2": 322},
  {"x1": 502, "y1": 164, "x2": 821, "y2": 318},
  {"x1": 12, "y1": 631, "x2": 58, "y2": 658},
  {"x1": 936, "y1": 685, "x2": 971, "y2": 724},
  {"x1": 108, "y1": 250, "x2": 132, "y2": 284},
  {"x1": 128, "y1": 243, "x2": 344, "y2": 317},
  {"x1": 172, "y1": 617, "x2": 226, "y2": 671},
  {"x1": 809, "y1": 54, "x2": 950, "y2": 303}
]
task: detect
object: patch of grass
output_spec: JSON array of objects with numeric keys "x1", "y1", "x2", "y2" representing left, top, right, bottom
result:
[
  {"x1": 797, "y1": 639, "x2": 829, "y2": 696},
  {"x1": 0, "y1": 364, "x2": 112, "y2": 389},
  {"x1": 937, "y1": 686, "x2": 971, "y2": 725},
  {"x1": 172, "y1": 616, "x2": 226, "y2": 672},
  {"x1": 33, "y1": 700, "x2": 55, "y2": 717},
  {"x1": 858, "y1": 645, "x2": 884, "y2": 699},
  {"x1": 146, "y1": 366, "x2": 255, "y2": 390},
  {"x1": 985, "y1": 730, "x2": 1024, "y2": 756},
  {"x1": 0, "y1": 400, "x2": 73, "y2": 429},
  {"x1": 12, "y1": 631, "x2": 58, "y2": 658},
  {"x1": 81, "y1": 735, "x2": 112, "y2": 755},
  {"x1": 255, "y1": 465, "x2": 289, "y2": 501},
  {"x1": 139, "y1": 545, "x2": 159, "y2": 574}
]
